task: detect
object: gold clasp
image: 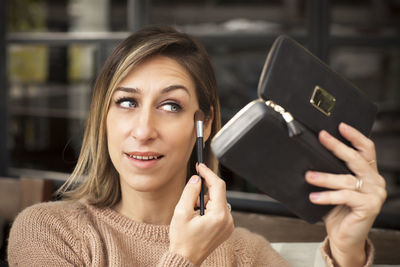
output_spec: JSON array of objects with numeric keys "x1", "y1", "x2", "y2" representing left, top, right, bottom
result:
[{"x1": 310, "y1": 86, "x2": 336, "y2": 116}]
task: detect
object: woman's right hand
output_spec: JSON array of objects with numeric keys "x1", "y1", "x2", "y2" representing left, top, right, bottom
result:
[{"x1": 169, "y1": 163, "x2": 234, "y2": 265}]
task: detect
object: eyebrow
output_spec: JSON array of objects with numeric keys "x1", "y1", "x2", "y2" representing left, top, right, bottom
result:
[{"x1": 115, "y1": 85, "x2": 191, "y2": 96}]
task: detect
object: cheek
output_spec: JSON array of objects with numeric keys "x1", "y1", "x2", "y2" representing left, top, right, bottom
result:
[
  {"x1": 106, "y1": 111, "x2": 127, "y2": 156},
  {"x1": 106, "y1": 111, "x2": 129, "y2": 141},
  {"x1": 106, "y1": 113, "x2": 117, "y2": 159},
  {"x1": 167, "y1": 118, "x2": 196, "y2": 155}
]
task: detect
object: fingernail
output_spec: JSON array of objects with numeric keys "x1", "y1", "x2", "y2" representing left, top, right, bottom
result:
[
  {"x1": 190, "y1": 176, "x2": 200, "y2": 183},
  {"x1": 310, "y1": 192, "x2": 321, "y2": 201},
  {"x1": 321, "y1": 130, "x2": 331, "y2": 139},
  {"x1": 340, "y1": 122, "x2": 349, "y2": 131},
  {"x1": 307, "y1": 171, "x2": 317, "y2": 180}
]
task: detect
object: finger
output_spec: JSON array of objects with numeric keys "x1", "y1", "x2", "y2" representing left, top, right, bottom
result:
[
  {"x1": 197, "y1": 164, "x2": 227, "y2": 208},
  {"x1": 175, "y1": 175, "x2": 202, "y2": 214},
  {"x1": 196, "y1": 194, "x2": 210, "y2": 208},
  {"x1": 367, "y1": 160, "x2": 378, "y2": 172},
  {"x1": 319, "y1": 130, "x2": 370, "y2": 177},
  {"x1": 339, "y1": 123, "x2": 377, "y2": 170},
  {"x1": 305, "y1": 171, "x2": 376, "y2": 194},
  {"x1": 310, "y1": 189, "x2": 365, "y2": 208},
  {"x1": 309, "y1": 190, "x2": 384, "y2": 217}
]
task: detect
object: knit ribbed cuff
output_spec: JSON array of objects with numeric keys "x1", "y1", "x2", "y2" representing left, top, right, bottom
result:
[
  {"x1": 320, "y1": 237, "x2": 374, "y2": 267},
  {"x1": 157, "y1": 251, "x2": 196, "y2": 267}
]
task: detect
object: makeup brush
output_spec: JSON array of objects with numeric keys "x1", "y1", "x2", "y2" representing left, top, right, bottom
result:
[{"x1": 194, "y1": 110, "x2": 205, "y2": 215}]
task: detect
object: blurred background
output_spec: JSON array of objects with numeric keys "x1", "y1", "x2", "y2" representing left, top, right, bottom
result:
[{"x1": 1, "y1": 0, "x2": 400, "y2": 263}]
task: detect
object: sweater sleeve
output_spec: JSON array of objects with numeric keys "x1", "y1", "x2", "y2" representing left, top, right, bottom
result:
[
  {"x1": 156, "y1": 251, "x2": 196, "y2": 267},
  {"x1": 7, "y1": 203, "x2": 85, "y2": 266},
  {"x1": 320, "y1": 237, "x2": 374, "y2": 267},
  {"x1": 232, "y1": 228, "x2": 290, "y2": 267}
]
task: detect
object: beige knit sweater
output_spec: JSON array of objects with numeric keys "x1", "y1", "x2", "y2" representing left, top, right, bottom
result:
[{"x1": 7, "y1": 201, "x2": 373, "y2": 266}]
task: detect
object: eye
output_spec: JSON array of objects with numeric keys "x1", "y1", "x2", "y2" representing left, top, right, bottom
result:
[
  {"x1": 160, "y1": 102, "x2": 182, "y2": 112},
  {"x1": 116, "y1": 97, "x2": 137, "y2": 109}
]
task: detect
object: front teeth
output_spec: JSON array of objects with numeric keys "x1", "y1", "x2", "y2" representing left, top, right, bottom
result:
[{"x1": 129, "y1": 155, "x2": 159, "y2": 160}]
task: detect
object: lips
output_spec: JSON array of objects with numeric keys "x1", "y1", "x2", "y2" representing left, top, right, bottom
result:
[
  {"x1": 124, "y1": 151, "x2": 164, "y2": 169},
  {"x1": 125, "y1": 152, "x2": 164, "y2": 161},
  {"x1": 128, "y1": 154, "x2": 161, "y2": 160}
]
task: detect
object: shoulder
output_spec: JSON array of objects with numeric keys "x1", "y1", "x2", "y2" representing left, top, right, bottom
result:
[
  {"x1": 8, "y1": 200, "x2": 91, "y2": 265},
  {"x1": 18, "y1": 199, "x2": 88, "y2": 215},
  {"x1": 7, "y1": 200, "x2": 95, "y2": 265},
  {"x1": 11, "y1": 200, "x2": 89, "y2": 231},
  {"x1": 8, "y1": 200, "x2": 90, "y2": 250}
]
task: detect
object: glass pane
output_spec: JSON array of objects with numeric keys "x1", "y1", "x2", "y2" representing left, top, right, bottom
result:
[
  {"x1": 330, "y1": 0, "x2": 400, "y2": 37},
  {"x1": 329, "y1": 47, "x2": 400, "y2": 106},
  {"x1": 150, "y1": 0, "x2": 307, "y2": 37},
  {"x1": 8, "y1": 0, "x2": 116, "y2": 32},
  {"x1": 8, "y1": 43, "x2": 98, "y2": 172},
  {"x1": 211, "y1": 49, "x2": 268, "y2": 124}
]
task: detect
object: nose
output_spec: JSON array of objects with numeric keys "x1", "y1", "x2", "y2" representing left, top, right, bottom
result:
[{"x1": 130, "y1": 108, "x2": 158, "y2": 142}]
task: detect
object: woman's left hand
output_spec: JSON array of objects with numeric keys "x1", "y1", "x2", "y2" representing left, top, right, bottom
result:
[{"x1": 305, "y1": 122, "x2": 387, "y2": 267}]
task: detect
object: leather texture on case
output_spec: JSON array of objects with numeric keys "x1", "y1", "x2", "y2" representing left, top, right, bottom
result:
[
  {"x1": 211, "y1": 36, "x2": 378, "y2": 223},
  {"x1": 212, "y1": 100, "x2": 350, "y2": 223},
  {"x1": 257, "y1": 36, "x2": 377, "y2": 144}
]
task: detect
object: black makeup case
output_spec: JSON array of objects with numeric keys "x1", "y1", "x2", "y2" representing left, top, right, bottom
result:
[{"x1": 211, "y1": 35, "x2": 377, "y2": 223}]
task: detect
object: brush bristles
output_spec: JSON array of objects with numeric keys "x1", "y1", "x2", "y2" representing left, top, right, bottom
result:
[{"x1": 194, "y1": 110, "x2": 205, "y2": 122}]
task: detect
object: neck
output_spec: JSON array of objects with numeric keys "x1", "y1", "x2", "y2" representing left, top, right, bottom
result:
[{"x1": 114, "y1": 177, "x2": 186, "y2": 225}]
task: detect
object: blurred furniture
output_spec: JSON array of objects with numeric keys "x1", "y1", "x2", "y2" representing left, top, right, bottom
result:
[
  {"x1": 228, "y1": 190, "x2": 400, "y2": 265},
  {"x1": 227, "y1": 190, "x2": 400, "y2": 230},
  {"x1": 232, "y1": 211, "x2": 400, "y2": 265},
  {"x1": 0, "y1": 177, "x2": 54, "y2": 263},
  {"x1": 0, "y1": 177, "x2": 53, "y2": 221}
]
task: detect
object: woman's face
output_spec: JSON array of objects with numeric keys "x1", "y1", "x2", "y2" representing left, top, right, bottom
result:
[{"x1": 106, "y1": 55, "x2": 207, "y2": 194}]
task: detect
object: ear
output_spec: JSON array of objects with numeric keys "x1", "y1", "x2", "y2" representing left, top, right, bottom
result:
[{"x1": 203, "y1": 106, "x2": 214, "y2": 143}]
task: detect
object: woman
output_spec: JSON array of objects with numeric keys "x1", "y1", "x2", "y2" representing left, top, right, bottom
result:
[{"x1": 8, "y1": 26, "x2": 386, "y2": 266}]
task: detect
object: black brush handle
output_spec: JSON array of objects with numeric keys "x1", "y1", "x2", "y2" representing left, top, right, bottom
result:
[{"x1": 197, "y1": 137, "x2": 204, "y2": 215}]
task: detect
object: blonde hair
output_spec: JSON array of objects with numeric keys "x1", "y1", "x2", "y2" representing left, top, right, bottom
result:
[{"x1": 58, "y1": 26, "x2": 221, "y2": 207}]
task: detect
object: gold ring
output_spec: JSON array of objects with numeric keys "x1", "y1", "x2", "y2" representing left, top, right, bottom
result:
[{"x1": 355, "y1": 179, "x2": 363, "y2": 192}]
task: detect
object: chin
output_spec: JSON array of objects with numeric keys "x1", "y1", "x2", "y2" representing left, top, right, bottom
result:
[
  {"x1": 121, "y1": 173, "x2": 171, "y2": 193},
  {"x1": 129, "y1": 183, "x2": 165, "y2": 193}
]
